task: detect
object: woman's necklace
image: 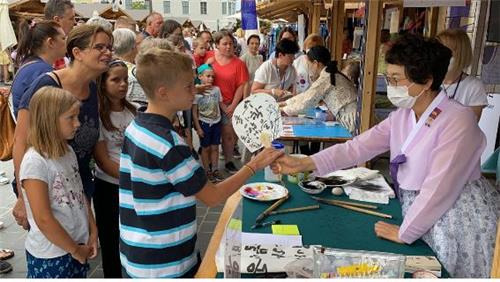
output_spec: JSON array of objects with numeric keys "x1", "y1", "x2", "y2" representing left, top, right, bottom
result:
[{"x1": 443, "y1": 72, "x2": 464, "y2": 99}]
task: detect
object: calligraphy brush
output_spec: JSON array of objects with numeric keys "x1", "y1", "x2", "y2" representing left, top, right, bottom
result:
[{"x1": 350, "y1": 181, "x2": 383, "y2": 191}]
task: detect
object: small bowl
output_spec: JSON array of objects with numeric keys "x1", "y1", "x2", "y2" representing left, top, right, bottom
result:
[{"x1": 298, "y1": 180, "x2": 326, "y2": 194}]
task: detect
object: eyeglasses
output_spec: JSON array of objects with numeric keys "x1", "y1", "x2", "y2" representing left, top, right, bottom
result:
[
  {"x1": 92, "y1": 43, "x2": 114, "y2": 53},
  {"x1": 383, "y1": 74, "x2": 409, "y2": 87}
]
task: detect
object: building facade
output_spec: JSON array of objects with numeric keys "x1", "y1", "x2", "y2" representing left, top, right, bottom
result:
[{"x1": 122, "y1": 0, "x2": 238, "y2": 31}]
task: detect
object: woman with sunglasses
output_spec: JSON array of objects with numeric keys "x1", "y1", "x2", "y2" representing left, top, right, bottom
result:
[
  {"x1": 12, "y1": 25, "x2": 113, "y2": 229},
  {"x1": 272, "y1": 33, "x2": 499, "y2": 278}
]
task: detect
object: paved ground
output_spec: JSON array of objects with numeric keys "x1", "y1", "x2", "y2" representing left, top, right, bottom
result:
[{"x1": 0, "y1": 156, "x2": 232, "y2": 278}]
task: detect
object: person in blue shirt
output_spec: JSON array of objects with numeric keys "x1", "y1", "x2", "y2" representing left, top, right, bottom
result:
[{"x1": 11, "y1": 19, "x2": 67, "y2": 117}]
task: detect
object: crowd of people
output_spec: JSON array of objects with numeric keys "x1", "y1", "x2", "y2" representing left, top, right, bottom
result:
[{"x1": 0, "y1": 0, "x2": 497, "y2": 278}]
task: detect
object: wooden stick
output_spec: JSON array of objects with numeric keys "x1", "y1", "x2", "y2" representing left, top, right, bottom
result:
[
  {"x1": 311, "y1": 196, "x2": 378, "y2": 209},
  {"x1": 269, "y1": 204, "x2": 320, "y2": 215},
  {"x1": 256, "y1": 194, "x2": 289, "y2": 223},
  {"x1": 328, "y1": 199, "x2": 378, "y2": 210},
  {"x1": 333, "y1": 203, "x2": 392, "y2": 219}
]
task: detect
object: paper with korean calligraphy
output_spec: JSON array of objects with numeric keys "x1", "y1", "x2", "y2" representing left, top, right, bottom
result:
[
  {"x1": 241, "y1": 245, "x2": 314, "y2": 274},
  {"x1": 232, "y1": 93, "x2": 283, "y2": 152},
  {"x1": 217, "y1": 244, "x2": 315, "y2": 274},
  {"x1": 216, "y1": 231, "x2": 305, "y2": 274}
]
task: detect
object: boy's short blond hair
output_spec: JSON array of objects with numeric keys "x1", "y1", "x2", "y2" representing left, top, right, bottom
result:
[
  {"x1": 138, "y1": 37, "x2": 173, "y2": 54},
  {"x1": 135, "y1": 48, "x2": 193, "y2": 100},
  {"x1": 192, "y1": 37, "x2": 206, "y2": 49}
]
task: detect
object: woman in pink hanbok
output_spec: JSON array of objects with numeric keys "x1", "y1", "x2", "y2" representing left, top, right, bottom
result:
[{"x1": 272, "y1": 33, "x2": 499, "y2": 278}]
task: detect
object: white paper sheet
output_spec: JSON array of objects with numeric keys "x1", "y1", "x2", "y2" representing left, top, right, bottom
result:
[{"x1": 320, "y1": 168, "x2": 394, "y2": 204}]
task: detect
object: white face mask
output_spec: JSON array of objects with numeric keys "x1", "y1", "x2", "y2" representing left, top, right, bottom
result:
[{"x1": 387, "y1": 83, "x2": 425, "y2": 108}]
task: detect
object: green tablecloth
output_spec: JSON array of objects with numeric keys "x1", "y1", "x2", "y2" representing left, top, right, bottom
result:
[{"x1": 233, "y1": 171, "x2": 449, "y2": 278}]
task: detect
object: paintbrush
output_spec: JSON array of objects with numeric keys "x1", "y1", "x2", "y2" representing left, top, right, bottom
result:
[
  {"x1": 312, "y1": 196, "x2": 392, "y2": 219},
  {"x1": 269, "y1": 204, "x2": 320, "y2": 215},
  {"x1": 333, "y1": 203, "x2": 392, "y2": 219},
  {"x1": 311, "y1": 196, "x2": 378, "y2": 209},
  {"x1": 256, "y1": 194, "x2": 289, "y2": 223}
]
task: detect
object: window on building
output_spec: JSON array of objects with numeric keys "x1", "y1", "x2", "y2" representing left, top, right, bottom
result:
[
  {"x1": 163, "y1": 1, "x2": 170, "y2": 14},
  {"x1": 182, "y1": 1, "x2": 189, "y2": 15},
  {"x1": 125, "y1": 0, "x2": 132, "y2": 9},
  {"x1": 228, "y1": 2, "x2": 235, "y2": 15},
  {"x1": 222, "y1": 2, "x2": 227, "y2": 15},
  {"x1": 200, "y1": 2, "x2": 207, "y2": 15},
  {"x1": 127, "y1": 0, "x2": 148, "y2": 10}
]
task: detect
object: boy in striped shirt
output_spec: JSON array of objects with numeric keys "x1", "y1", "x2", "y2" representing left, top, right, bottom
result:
[{"x1": 119, "y1": 48, "x2": 282, "y2": 278}]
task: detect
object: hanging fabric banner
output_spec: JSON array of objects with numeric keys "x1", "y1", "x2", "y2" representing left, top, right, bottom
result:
[{"x1": 241, "y1": 0, "x2": 258, "y2": 31}]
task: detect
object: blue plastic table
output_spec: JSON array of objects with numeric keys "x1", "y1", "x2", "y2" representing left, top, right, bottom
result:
[{"x1": 279, "y1": 117, "x2": 352, "y2": 153}]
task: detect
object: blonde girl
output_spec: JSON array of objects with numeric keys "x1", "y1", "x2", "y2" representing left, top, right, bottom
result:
[
  {"x1": 93, "y1": 60, "x2": 136, "y2": 278},
  {"x1": 19, "y1": 86, "x2": 97, "y2": 278},
  {"x1": 436, "y1": 29, "x2": 488, "y2": 120}
]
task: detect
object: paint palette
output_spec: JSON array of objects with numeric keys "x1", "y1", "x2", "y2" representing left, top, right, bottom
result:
[{"x1": 240, "y1": 182, "x2": 289, "y2": 201}]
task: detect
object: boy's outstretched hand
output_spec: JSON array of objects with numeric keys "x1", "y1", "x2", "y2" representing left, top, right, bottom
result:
[
  {"x1": 247, "y1": 148, "x2": 285, "y2": 172},
  {"x1": 270, "y1": 155, "x2": 316, "y2": 175}
]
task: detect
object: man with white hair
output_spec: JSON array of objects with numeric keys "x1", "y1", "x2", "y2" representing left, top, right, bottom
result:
[
  {"x1": 113, "y1": 28, "x2": 147, "y2": 107},
  {"x1": 141, "y1": 12, "x2": 163, "y2": 38},
  {"x1": 86, "y1": 12, "x2": 113, "y2": 30}
]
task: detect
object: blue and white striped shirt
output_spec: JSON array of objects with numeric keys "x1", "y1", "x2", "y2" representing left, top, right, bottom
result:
[{"x1": 119, "y1": 113, "x2": 207, "y2": 278}]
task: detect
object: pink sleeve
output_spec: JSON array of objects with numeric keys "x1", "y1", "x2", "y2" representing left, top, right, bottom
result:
[
  {"x1": 398, "y1": 109, "x2": 485, "y2": 243},
  {"x1": 311, "y1": 114, "x2": 392, "y2": 176}
]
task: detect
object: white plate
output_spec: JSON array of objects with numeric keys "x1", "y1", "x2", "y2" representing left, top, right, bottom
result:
[{"x1": 240, "y1": 182, "x2": 289, "y2": 201}]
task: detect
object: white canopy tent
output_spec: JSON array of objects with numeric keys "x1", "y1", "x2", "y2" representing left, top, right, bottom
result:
[{"x1": 0, "y1": 0, "x2": 17, "y2": 51}]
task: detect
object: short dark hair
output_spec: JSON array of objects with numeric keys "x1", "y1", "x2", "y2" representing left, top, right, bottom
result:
[
  {"x1": 275, "y1": 39, "x2": 299, "y2": 56},
  {"x1": 66, "y1": 24, "x2": 113, "y2": 63},
  {"x1": 160, "y1": 19, "x2": 181, "y2": 38},
  {"x1": 44, "y1": 0, "x2": 73, "y2": 19},
  {"x1": 246, "y1": 34, "x2": 260, "y2": 45},
  {"x1": 278, "y1": 26, "x2": 296, "y2": 41},
  {"x1": 386, "y1": 33, "x2": 451, "y2": 91},
  {"x1": 307, "y1": 46, "x2": 348, "y2": 86},
  {"x1": 213, "y1": 30, "x2": 234, "y2": 45}
]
